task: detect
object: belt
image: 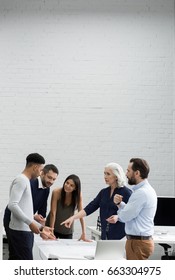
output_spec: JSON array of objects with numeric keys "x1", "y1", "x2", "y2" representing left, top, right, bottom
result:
[{"x1": 126, "y1": 234, "x2": 152, "y2": 240}]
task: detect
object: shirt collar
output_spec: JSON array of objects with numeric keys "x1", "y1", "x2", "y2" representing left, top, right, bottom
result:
[
  {"x1": 38, "y1": 176, "x2": 46, "y2": 189},
  {"x1": 132, "y1": 179, "x2": 148, "y2": 191}
]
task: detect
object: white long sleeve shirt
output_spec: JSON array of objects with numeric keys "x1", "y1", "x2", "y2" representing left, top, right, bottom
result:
[{"x1": 8, "y1": 174, "x2": 33, "y2": 231}]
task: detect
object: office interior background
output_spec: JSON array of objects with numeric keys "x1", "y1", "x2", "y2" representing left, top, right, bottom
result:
[{"x1": 0, "y1": 0, "x2": 174, "y2": 251}]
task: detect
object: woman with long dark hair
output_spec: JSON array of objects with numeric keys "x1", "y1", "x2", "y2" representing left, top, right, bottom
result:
[{"x1": 46, "y1": 174, "x2": 87, "y2": 240}]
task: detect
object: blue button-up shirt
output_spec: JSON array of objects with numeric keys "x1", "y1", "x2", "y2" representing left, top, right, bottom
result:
[{"x1": 117, "y1": 180, "x2": 157, "y2": 236}]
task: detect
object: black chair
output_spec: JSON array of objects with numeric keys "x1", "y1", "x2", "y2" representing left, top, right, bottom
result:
[
  {"x1": 96, "y1": 216, "x2": 101, "y2": 231},
  {"x1": 159, "y1": 243, "x2": 175, "y2": 260}
]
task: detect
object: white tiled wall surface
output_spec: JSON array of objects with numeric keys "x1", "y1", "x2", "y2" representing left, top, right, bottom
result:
[
  {"x1": 0, "y1": 210, "x2": 2, "y2": 260},
  {"x1": 0, "y1": 0, "x2": 174, "y2": 237}
]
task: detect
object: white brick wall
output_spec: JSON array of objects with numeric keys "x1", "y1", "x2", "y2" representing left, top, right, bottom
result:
[{"x1": 0, "y1": 0, "x2": 174, "y2": 237}]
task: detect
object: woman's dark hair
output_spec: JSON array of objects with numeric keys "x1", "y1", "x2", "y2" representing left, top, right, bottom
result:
[
  {"x1": 130, "y1": 158, "x2": 150, "y2": 179},
  {"x1": 60, "y1": 174, "x2": 81, "y2": 209}
]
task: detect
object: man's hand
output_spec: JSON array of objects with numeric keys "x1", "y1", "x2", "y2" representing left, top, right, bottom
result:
[
  {"x1": 40, "y1": 226, "x2": 56, "y2": 240},
  {"x1": 29, "y1": 222, "x2": 40, "y2": 234},
  {"x1": 106, "y1": 215, "x2": 118, "y2": 224},
  {"x1": 34, "y1": 214, "x2": 46, "y2": 226},
  {"x1": 114, "y1": 194, "x2": 123, "y2": 205}
]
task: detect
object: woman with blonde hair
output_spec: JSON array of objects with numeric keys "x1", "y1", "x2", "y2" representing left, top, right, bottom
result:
[{"x1": 61, "y1": 163, "x2": 132, "y2": 240}]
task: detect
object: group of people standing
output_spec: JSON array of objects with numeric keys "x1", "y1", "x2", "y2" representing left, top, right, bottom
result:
[{"x1": 3, "y1": 153, "x2": 157, "y2": 260}]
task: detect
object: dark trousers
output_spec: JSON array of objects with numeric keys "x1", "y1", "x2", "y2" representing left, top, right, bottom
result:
[
  {"x1": 9, "y1": 228, "x2": 34, "y2": 260},
  {"x1": 54, "y1": 231, "x2": 73, "y2": 239},
  {"x1": 3, "y1": 207, "x2": 17, "y2": 260}
]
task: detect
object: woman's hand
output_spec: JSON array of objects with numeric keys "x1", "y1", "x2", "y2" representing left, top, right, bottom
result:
[
  {"x1": 78, "y1": 233, "x2": 92, "y2": 242},
  {"x1": 60, "y1": 216, "x2": 74, "y2": 228}
]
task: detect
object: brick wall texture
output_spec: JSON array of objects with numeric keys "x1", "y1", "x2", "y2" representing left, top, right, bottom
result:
[{"x1": 0, "y1": 0, "x2": 174, "y2": 236}]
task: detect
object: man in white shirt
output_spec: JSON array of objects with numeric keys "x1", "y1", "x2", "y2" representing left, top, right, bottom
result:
[
  {"x1": 8, "y1": 153, "x2": 55, "y2": 260},
  {"x1": 4, "y1": 164, "x2": 58, "y2": 259}
]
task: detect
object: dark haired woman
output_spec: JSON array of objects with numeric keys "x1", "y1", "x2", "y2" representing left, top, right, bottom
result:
[{"x1": 46, "y1": 174, "x2": 87, "y2": 240}]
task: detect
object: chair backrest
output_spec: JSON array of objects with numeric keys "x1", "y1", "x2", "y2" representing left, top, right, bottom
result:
[{"x1": 94, "y1": 240, "x2": 126, "y2": 260}]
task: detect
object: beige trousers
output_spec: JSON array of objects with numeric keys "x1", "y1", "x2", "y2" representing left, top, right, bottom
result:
[{"x1": 125, "y1": 239, "x2": 154, "y2": 260}]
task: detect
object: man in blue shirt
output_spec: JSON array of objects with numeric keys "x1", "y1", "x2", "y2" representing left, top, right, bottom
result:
[{"x1": 107, "y1": 158, "x2": 157, "y2": 260}]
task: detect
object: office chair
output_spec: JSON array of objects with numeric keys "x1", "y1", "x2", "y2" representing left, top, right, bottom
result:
[
  {"x1": 96, "y1": 216, "x2": 101, "y2": 231},
  {"x1": 159, "y1": 243, "x2": 175, "y2": 260}
]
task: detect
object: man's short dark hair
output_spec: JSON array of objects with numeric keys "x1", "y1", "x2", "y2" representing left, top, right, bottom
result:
[
  {"x1": 26, "y1": 153, "x2": 45, "y2": 166},
  {"x1": 130, "y1": 158, "x2": 150, "y2": 179},
  {"x1": 43, "y1": 164, "x2": 59, "y2": 175}
]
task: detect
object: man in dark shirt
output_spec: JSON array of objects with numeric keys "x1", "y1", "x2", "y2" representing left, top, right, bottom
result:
[
  {"x1": 3, "y1": 164, "x2": 59, "y2": 259},
  {"x1": 31, "y1": 164, "x2": 59, "y2": 225}
]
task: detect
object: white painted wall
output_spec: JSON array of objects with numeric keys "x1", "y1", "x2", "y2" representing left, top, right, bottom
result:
[
  {"x1": 0, "y1": 210, "x2": 2, "y2": 260},
  {"x1": 0, "y1": 0, "x2": 174, "y2": 238}
]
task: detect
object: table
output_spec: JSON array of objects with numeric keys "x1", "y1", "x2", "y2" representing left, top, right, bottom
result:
[
  {"x1": 87, "y1": 226, "x2": 175, "y2": 244},
  {"x1": 33, "y1": 235, "x2": 96, "y2": 260},
  {"x1": 87, "y1": 226, "x2": 101, "y2": 240},
  {"x1": 87, "y1": 226, "x2": 175, "y2": 259},
  {"x1": 34, "y1": 227, "x2": 175, "y2": 260}
]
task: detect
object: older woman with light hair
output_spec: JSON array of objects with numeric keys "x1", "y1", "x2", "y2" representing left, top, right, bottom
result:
[
  {"x1": 61, "y1": 162, "x2": 132, "y2": 240},
  {"x1": 105, "y1": 162, "x2": 127, "y2": 187}
]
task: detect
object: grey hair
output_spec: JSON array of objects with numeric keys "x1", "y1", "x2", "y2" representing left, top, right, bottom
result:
[{"x1": 105, "y1": 162, "x2": 126, "y2": 187}]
